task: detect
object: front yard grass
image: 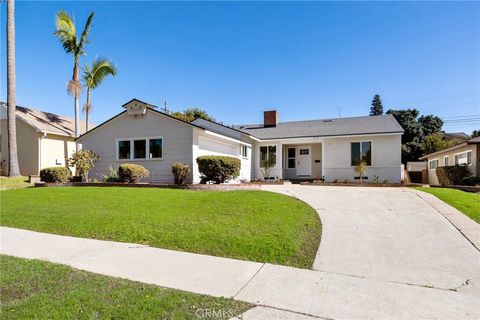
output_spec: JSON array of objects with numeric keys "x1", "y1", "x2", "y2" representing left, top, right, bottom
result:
[
  {"x1": 0, "y1": 176, "x2": 32, "y2": 190},
  {"x1": 413, "y1": 187, "x2": 480, "y2": 223},
  {"x1": 0, "y1": 255, "x2": 251, "y2": 319},
  {"x1": 0, "y1": 187, "x2": 321, "y2": 268}
]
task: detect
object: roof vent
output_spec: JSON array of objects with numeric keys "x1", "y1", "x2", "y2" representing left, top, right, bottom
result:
[{"x1": 322, "y1": 119, "x2": 333, "y2": 123}]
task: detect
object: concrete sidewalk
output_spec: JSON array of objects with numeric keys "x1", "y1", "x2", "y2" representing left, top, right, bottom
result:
[{"x1": 2, "y1": 226, "x2": 479, "y2": 319}]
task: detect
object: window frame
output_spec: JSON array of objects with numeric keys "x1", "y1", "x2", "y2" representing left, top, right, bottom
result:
[
  {"x1": 260, "y1": 145, "x2": 277, "y2": 167},
  {"x1": 240, "y1": 145, "x2": 248, "y2": 159},
  {"x1": 350, "y1": 141, "x2": 372, "y2": 167},
  {"x1": 429, "y1": 158, "x2": 439, "y2": 170},
  {"x1": 444, "y1": 156, "x2": 448, "y2": 166},
  {"x1": 116, "y1": 136, "x2": 163, "y2": 161},
  {"x1": 287, "y1": 147, "x2": 296, "y2": 169},
  {"x1": 454, "y1": 151, "x2": 472, "y2": 166}
]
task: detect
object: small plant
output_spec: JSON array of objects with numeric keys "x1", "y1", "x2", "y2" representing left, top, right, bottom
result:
[
  {"x1": 40, "y1": 167, "x2": 72, "y2": 182},
  {"x1": 333, "y1": 179, "x2": 339, "y2": 183},
  {"x1": 382, "y1": 179, "x2": 390, "y2": 184},
  {"x1": 118, "y1": 164, "x2": 149, "y2": 183},
  {"x1": 171, "y1": 162, "x2": 191, "y2": 185},
  {"x1": 373, "y1": 175, "x2": 379, "y2": 183},
  {"x1": 343, "y1": 178, "x2": 350, "y2": 184},
  {"x1": 196, "y1": 156, "x2": 240, "y2": 184},
  {"x1": 68, "y1": 149, "x2": 99, "y2": 182},
  {"x1": 355, "y1": 160, "x2": 368, "y2": 184},
  {"x1": 261, "y1": 158, "x2": 275, "y2": 181},
  {"x1": 102, "y1": 164, "x2": 121, "y2": 182}
]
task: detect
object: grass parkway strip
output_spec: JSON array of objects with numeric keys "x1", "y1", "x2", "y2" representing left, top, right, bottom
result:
[{"x1": 0, "y1": 187, "x2": 321, "y2": 269}]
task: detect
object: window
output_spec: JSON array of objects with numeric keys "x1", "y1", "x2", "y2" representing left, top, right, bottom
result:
[
  {"x1": 351, "y1": 141, "x2": 371, "y2": 166},
  {"x1": 117, "y1": 137, "x2": 163, "y2": 160},
  {"x1": 118, "y1": 140, "x2": 131, "y2": 159},
  {"x1": 429, "y1": 159, "x2": 438, "y2": 170},
  {"x1": 149, "y1": 138, "x2": 163, "y2": 159},
  {"x1": 260, "y1": 145, "x2": 276, "y2": 167},
  {"x1": 240, "y1": 145, "x2": 248, "y2": 158},
  {"x1": 444, "y1": 156, "x2": 448, "y2": 166},
  {"x1": 287, "y1": 147, "x2": 296, "y2": 169},
  {"x1": 299, "y1": 149, "x2": 309, "y2": 155},
  {"x1": 455, "y1": 151, "x2": 472, "y2": 166},
  {"x1": 134, "y1": 140, "x2": 146, "y2": 159}
]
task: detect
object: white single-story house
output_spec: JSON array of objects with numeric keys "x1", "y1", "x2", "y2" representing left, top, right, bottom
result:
[
  {"x1": 0, "y1": 102, "x2": 91, "y2": 176},
  {"x1": 77, "y1": 99, "x2": 404, "y2": 183}
]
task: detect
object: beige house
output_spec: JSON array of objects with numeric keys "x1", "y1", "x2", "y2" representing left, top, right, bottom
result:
[
  {"x1": 419, "y1": 136, "x2": 480, "y2": 185},
  {"x1": 0, "y1": 102, "x2": 90, "y2": 176}
]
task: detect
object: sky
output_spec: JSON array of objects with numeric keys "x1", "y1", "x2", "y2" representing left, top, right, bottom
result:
[{"x1": 1, "y1": 1, "x2": 479, "y2": 133}]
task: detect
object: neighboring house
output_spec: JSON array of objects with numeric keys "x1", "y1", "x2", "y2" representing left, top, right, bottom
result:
[
  {"x1": 419, "y1": 136, "x2": 480, "y2": 185},
  {"x1": 0, "y1": 102, "x2": 91, "y2": 176},
  {"x1": 78, "y1": 98, "x2": 404, "y2": 183}
]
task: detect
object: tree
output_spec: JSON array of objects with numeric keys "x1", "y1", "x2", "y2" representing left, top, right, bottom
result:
[
  {"x1": 54, "y1": 11, "x2": 94, "y2": 150},
  {"x1": 68, "y1": 149, "x2": 99, "y2": 182},
  {"x1": 6, "y1": 0, "x2": 21, "y2": 177},
  {"x1": 171, "y1": 108, "x2": 214, "y2": 122},
  {"x1": 386, "y1": 108, "x2": 444, "y2": 162},
  {"x1": 82, "y1": 57, "x2": 117, "y2": 131},
  {"x1": 471, "y1": 130, "x2": 480, "y2": 138},
  {"x1": 422, "y1": 133, "x2": 453, "y2": 155},
  {"x1": 418, "y1": 115, "x2": 443, "y2": 137},
  {"x1": 369, "y1": 94, "x2": 384, "y2": 116}
]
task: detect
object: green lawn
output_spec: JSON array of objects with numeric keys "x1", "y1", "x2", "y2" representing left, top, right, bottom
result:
[
  {"x1": 0, "y1": 255, "x2": 251, "y2": 319},
  {"x1": 414, "y1": 187, "x2": 480, "y2": 223},
  {"x1": 0, "y1": 176, "x2": 32, "y2": 190},
  {"x1": 0, "y1": 187, "x2": 321, "y2": 268}
]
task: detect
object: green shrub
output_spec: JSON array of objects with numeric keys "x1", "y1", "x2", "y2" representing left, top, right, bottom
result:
[
  {"x1": 102, "y1": 165, "x2": 121, "y2": 182},
  {"x1": 462, "y1": 176, "x2": 480, "y2": 186},
  {"x1": 118, "y1": 164, "x2": 149, "y2": 183},
  {"x1": 171, "y1": 162, "x2": 191, "y2": 185},
  {"x1": 436, "y1": 165, "x2": 472, "y2": 185},
  {"x1": 196, "y1": 156, "x2": 240, "y2": 184},
  {"x1": 68, "y1": 149, "x2": 99, "y2": 182},
  {"x1": 39, "y1": 167, "x2": 72, "y2": 182}
]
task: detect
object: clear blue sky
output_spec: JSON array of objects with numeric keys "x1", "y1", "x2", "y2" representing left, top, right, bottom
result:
[{"x1": 1, "y1": 1, "x2": 479, "y2": 133}]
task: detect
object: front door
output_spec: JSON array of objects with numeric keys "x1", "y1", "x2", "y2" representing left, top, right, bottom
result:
[{"x1": 297, "y1": 146, "x2": 312, "y2": 177}]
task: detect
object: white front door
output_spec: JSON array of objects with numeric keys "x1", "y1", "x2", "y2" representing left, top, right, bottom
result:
[{"x1": 297, "y1": 146, "x2": 312, "y2": 176}]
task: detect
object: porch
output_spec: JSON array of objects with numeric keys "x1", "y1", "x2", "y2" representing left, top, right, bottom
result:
[{"x1": 282, "y1": 143, "x2": 323, "y2": 180}]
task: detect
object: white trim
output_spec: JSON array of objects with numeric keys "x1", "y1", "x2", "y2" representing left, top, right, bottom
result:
[
  {"x1": 256, "y1": 132, "x2": 401, "y2": 143},
  {"x1": 115, "y1": 136, "x2": 164, "y2": 161},
  {"x1": 454, "y1": 150, "x2": 472, "y2": 166},
  {"x1": 443, "y1": 156, "x2": 448, "y2": 166}
]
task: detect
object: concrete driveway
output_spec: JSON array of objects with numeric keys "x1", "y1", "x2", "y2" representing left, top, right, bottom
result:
[{"x1": 262, "y1": 185, "x2": 480, "y2": 291}]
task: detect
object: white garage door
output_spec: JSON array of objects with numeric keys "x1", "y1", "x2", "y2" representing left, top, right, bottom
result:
[{"x1": 198, "y1": 136, "x2": 238, "y2": 156}]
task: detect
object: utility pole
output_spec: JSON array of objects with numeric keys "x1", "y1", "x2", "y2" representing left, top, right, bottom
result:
[
  {"x1": 337, "y1": 107, "x2": 342, "y2": 118},
  {"x1": 162, "y1": 100, "x2": 168, "y2": 113}
]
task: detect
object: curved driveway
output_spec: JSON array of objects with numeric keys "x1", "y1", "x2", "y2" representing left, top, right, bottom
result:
[{"x1": 262, "y1": 185, "x2": 480, "y2": 290}]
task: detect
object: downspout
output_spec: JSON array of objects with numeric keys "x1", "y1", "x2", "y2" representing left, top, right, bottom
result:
[{"x1": 38, "y1": 131, "x2": 46, "y2": 174}]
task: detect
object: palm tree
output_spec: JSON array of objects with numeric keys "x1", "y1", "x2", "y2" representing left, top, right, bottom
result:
[
  {"x1": 6, "y1": 0, "x2": 21, "y2": 177},
  {"x1": 54, "y1": 11, "x2": 94, "y2": 150},
  {"x1": 82, "y1": 57, "x2": 117, "y2": 131}
]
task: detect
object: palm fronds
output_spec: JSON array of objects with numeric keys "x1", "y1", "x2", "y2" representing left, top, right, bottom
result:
[
  {"x1": 82, "y1": 57, "x2": 117, "y2": 90},
  {"x1": 54, "y1": 11, "x2": 94, "y2": 58}
]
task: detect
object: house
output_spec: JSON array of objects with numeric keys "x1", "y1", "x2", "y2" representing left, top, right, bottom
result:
[
  {"x1": 419, "y1": 136, "x2": 480, "y2": 185},
  {"x1": 0, "y1": 102, "x2": 90, "y2": 176},
  {"x1": 77, "y1": 98, "x2": 404, "y2": 183}
]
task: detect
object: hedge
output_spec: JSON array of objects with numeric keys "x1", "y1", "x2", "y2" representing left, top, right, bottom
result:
[
  {"x1": 436, "y1": 165, "x2": 472, "y2": 185},
  {"x1": 171, "y1": 162, "x2": 191, "y2": 185},
  {"x1": 118, "y1": 164, "x2": 150, "y2": 183},
  {"x1": 196, "y1": 156, "x2": 240, "y2": 184},
  {"x1": 39, "y1": 167, "x2": 72, "y2": 182}
]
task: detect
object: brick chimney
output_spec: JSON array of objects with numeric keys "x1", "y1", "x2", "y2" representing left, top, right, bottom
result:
[{"x1": 264, "y1": 110, "x2": 278, "y2": 127}]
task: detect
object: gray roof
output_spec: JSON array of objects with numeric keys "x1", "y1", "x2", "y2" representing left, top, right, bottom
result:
[
  {"x1": 1, "y1": 101, "x2": 93, "y2": 137},
  {"x1": 468, "y1": 136, "x2": 480, "y2": 144},
  {"x1": 234, "y1": 114, "x2": 404, "y2": 140}
]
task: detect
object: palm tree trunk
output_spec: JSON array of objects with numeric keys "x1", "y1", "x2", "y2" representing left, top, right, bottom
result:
[
  {"x1": 73, "y1": 59, "x2": 80, "y2": 152},
  {"x1": 6, "y1": 0, "x2": 21, "y2": 177},
  {"x1": 85, "y1": 88, "x2": 91, "y2": 132}
]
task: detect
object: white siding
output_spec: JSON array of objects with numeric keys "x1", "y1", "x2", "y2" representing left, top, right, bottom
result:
[
  {"x1": 192, "y1": 129, "x2": 252, "y2": 183},
  {"x1": 39, "y1": 134, "x2": 76, "y2": 171},
  {"x1": 322, "y1": 134, "x2": 402, "y2": 183},
  {"x1": 80, "y1": 110, "x2": 194, "y2": 183}
]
